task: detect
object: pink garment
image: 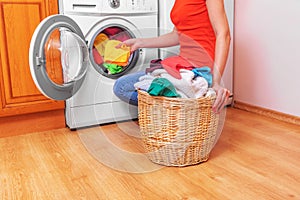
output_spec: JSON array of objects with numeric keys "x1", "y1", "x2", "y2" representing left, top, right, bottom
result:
[
  {"x1": 103, "y1": 27, "x2": 122, "y2": 35},
  {"x1": 111, "y1": 31, "x2": 131, "y2": 42},
  {"x1": 92, "y1": 47, "x2": 103, "y2": 65},
  {"x1": 161, "y1": 56, "x2": 194, "y2": 79}
]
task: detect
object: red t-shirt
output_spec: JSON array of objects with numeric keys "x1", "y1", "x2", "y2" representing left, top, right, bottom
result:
[{"x1": 161, "y1": 0, "x2": 216, "y2": 78}]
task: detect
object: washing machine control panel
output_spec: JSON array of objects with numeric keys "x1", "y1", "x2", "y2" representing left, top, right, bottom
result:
[
  {"x1": 59, "y1": 0, "x2": 157, "y2": 15},
  {"x1": 105, "y1": 0, "x2": 158, "y2": 13},
  {"x1": 128, "y1": 0, "x2": 157, "y2": 12},
  {"x1": 109, "y1": 0, "x2": 120, "y2": 9}
]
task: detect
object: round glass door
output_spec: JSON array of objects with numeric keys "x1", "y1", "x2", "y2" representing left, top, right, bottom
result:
[
  {"x1": 29, "y1": 15, "x2": 88, "y2": 100},
  {"x1": 89, "y1": 24, "x2": 139, "y2": 79}
]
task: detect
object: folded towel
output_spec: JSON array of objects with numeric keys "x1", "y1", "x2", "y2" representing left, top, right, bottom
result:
[{"x1": 104, "y1": 40, "x2": 130, "y2": 66}]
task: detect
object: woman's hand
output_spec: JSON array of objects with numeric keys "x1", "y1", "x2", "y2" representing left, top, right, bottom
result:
[
  {"x1": 116, "y1": 38, "x2": 142, "y2": 52},
  {"x1": 212, "y1": 83, "x2": 230, "y2": 113}
]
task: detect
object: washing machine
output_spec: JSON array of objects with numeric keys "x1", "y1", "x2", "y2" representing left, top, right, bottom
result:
[{"x1": 29, "y1": 0, "x2": 158, "y2": 129}]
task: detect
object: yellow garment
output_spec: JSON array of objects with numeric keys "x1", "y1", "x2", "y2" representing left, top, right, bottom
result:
[
  {"x1": 94, "y1": 33, "x2": 109, "y2": 56},
  {"x1": 104, "y1": 40, "x2": 130, "y2": 66}
]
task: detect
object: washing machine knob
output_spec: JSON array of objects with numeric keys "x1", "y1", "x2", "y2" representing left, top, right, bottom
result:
[{"x1": 108, "y1": 0, "x2": 120, "y2": 9}]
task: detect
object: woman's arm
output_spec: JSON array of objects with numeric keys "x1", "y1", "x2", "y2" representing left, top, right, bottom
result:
[
  {"x1": 122, "y1": 28, "x2": 179, "y2": 52},
  {"x1": 206, "y1": 0, "x2": 231, "y2": 113},
  {"x1": 207, "y1": 0, "x2": 231, "y2": 84}
]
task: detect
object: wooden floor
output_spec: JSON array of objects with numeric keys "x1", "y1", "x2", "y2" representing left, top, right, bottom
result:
[{"x1": 0, "y1": 108, "x2": 299, "y2": 200}]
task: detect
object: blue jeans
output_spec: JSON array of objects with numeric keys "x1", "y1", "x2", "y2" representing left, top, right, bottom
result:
[{"x1": 113, "y1": 71, "x2": 145, "y2": 106}]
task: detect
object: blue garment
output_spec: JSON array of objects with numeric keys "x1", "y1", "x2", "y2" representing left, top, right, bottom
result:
[
  {"x1": 192, "y1": 67, "x2": 213, "y2": 87},
  {"x1": 113, "y1": 71, "x2": 145, "y2": 106}
]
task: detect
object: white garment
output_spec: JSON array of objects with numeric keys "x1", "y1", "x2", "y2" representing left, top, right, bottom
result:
[
  {"x1": 135, "y1": 68, "x2": 209, "y2": 98},
  {"x1": 205, "y1": 88, "x2": 217, "y2": 98},
  {"x1": 192, "y1": 76, "x2": 208, "y2": 98},
  {"x1": 151, "y1": 69, "x2": 195, "y2": 98},
  {"x1": 134, "y1": 74, "x2": 155, "y2": 91}
]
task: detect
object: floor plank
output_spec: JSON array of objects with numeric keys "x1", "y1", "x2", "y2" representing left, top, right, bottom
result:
[{"x1": 0, "y1": 108, "x2": 299, "y2": 199}]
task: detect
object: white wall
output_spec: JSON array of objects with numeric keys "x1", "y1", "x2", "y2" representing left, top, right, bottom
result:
[
  {"x1": 234, "y1": 0, "x2": 300, "y2": 117},
  {"x1": 223, "y1": 0, "x2": 234, "y2": 94}
]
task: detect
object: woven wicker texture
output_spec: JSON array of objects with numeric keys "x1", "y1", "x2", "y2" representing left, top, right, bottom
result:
[{"x1": 138, "y1": 90, "x2": 219, "y2": 167}]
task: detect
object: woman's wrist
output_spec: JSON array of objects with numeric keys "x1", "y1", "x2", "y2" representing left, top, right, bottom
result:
[
  {"x1": 212, "y1": 75, "x2": 221, "y2": 87},
  {"x1": 136, "y1": 38, "x2": 144, "y2": 48}
]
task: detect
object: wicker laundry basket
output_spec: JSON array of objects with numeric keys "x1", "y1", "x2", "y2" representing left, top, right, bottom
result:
[{"x1": 138, "y1": 90, "x2": 220, "y2": 167}]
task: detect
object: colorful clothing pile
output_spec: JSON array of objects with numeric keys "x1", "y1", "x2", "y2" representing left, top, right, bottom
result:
[
  {"x1": 134, "y1": 59, "x2": 213, "y2": 99},
  {"x1": 92, "y1": 28, "x2": 131, "y2": 74}
]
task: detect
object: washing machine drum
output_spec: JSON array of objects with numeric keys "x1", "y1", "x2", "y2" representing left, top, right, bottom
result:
[{"x1": 90, "y1": 25, "x2": 139, "y2": 79}]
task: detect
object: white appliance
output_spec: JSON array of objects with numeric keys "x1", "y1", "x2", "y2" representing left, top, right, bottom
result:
[
  {"x1": 158, "y1": 0, "x2": 234, "y2": 103},
  {"x1": 29, "y1": 0, "x2": 158, "y2": 129}
]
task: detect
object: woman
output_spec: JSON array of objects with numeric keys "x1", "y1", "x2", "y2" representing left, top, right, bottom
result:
[{"x1": 113, "y1": 0, "x2": 231, "y2": 113}]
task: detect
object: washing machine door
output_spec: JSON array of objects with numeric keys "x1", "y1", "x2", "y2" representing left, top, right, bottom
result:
[{"x1": 29, "y1": 15, "x2": 89, "y2": 100}]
